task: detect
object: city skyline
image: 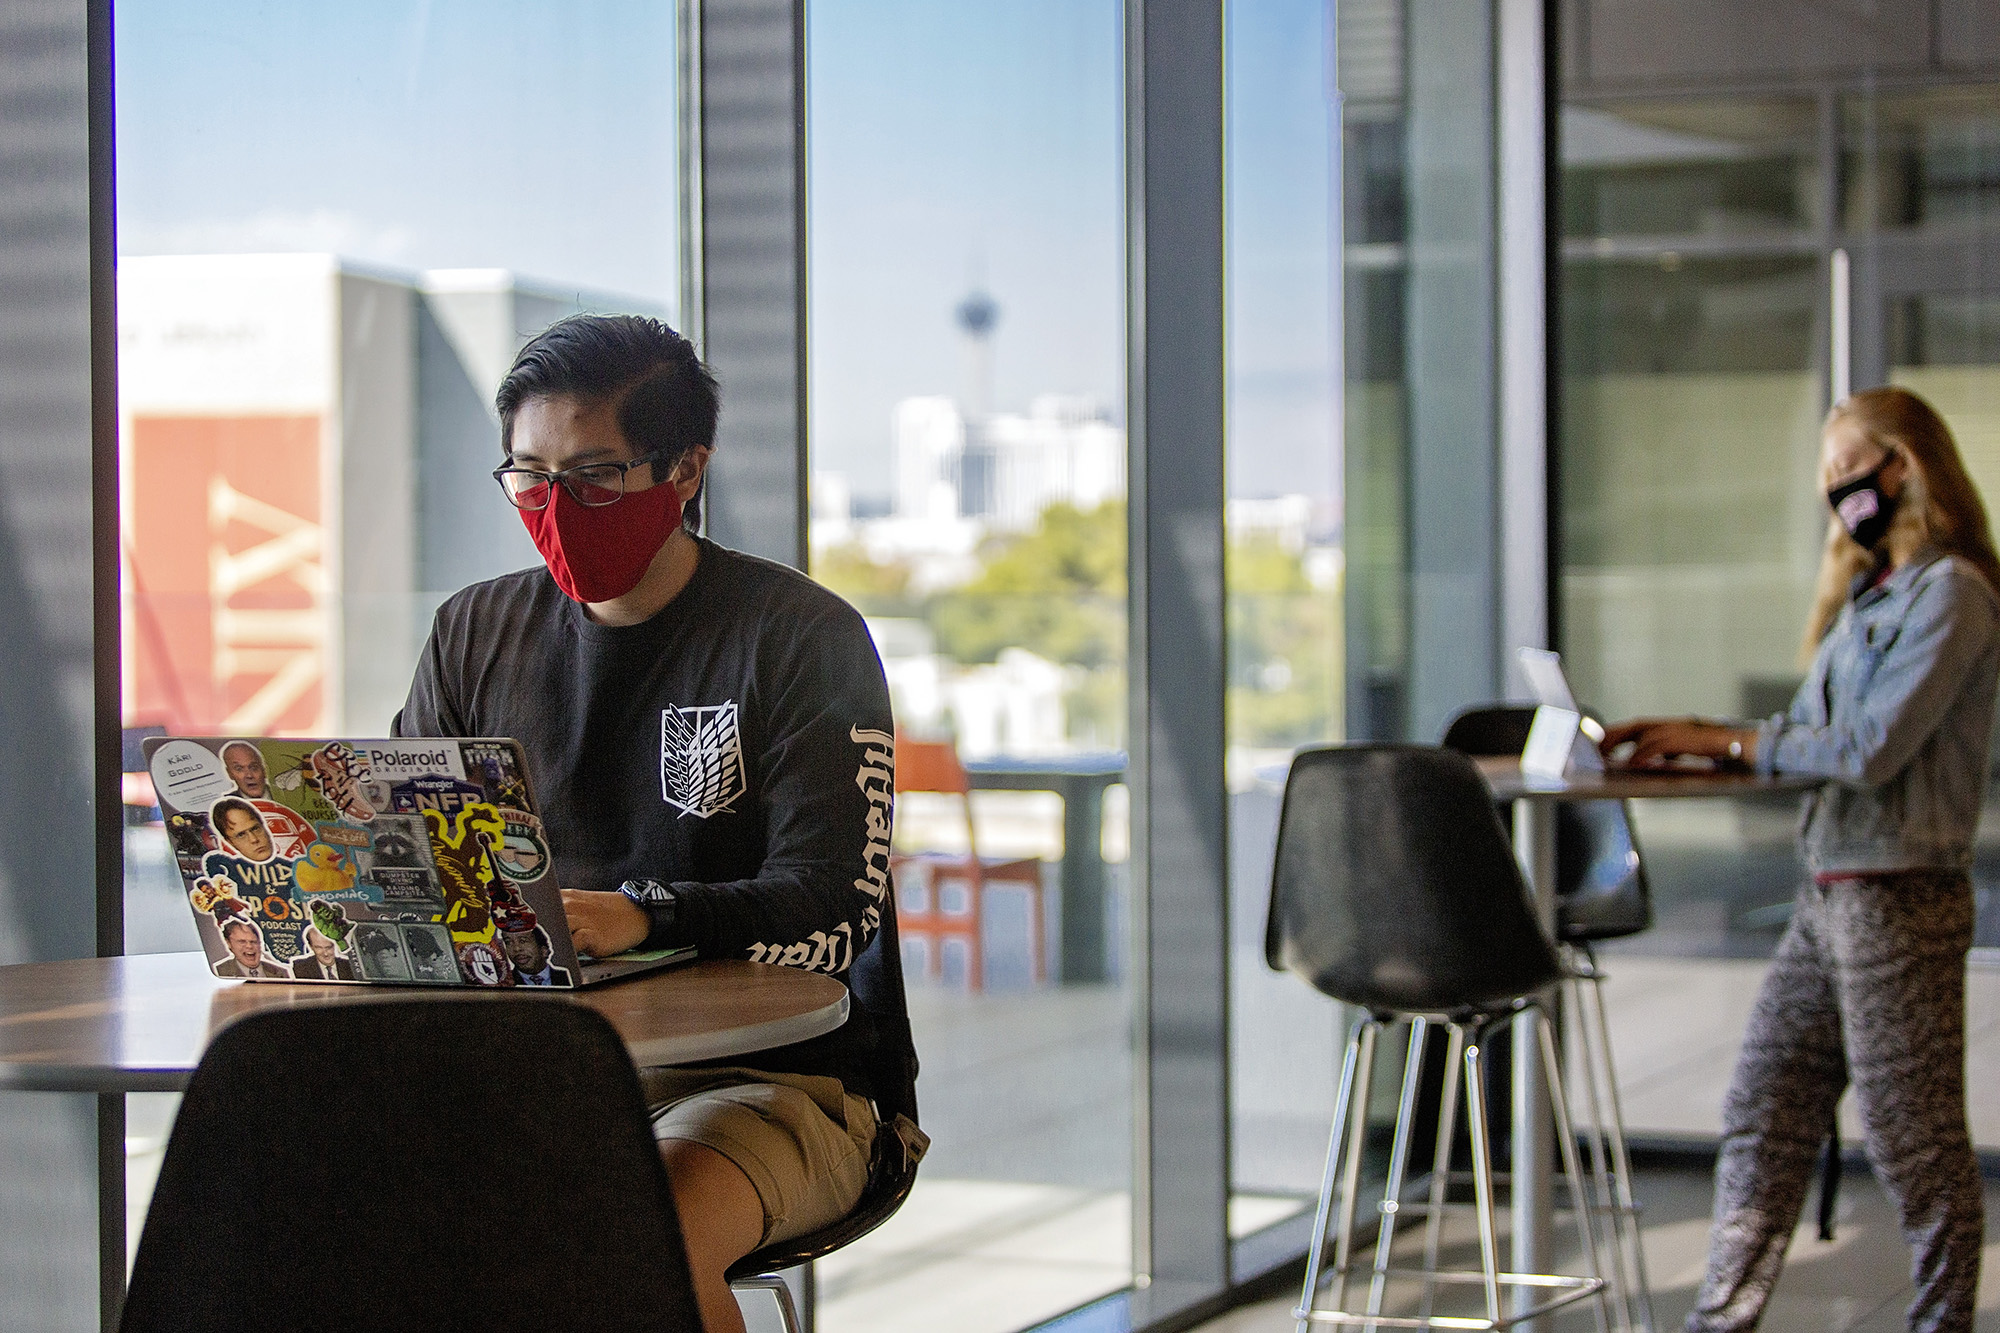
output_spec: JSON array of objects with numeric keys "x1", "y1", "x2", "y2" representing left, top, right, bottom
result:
[{"x1": 114, "y1": 0, "x2": 1336, "y2": 507}]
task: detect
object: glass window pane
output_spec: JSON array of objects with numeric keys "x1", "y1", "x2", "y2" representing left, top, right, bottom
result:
[
  {"x1": 803, "y1": 6, "x2": 1132, "y2": 1329},
  {"x1": 1561, "y1": 98, "x2": 1822, "y2": 240},
  {"x1": 1842, "y1": 86, "x2": 2000, "y2": 232},
  {"x1": 114, "y1": 0, "x2": 678, "y2": 1252},
  {"x1": 1560, "y1": 253, "x2": 1823, "y2": 953},
  {"x1": 1560, "y1": 30, "x2": 2000, "y2": 1174},
  {"x1": 117, "y1": 2, "x2": 678, "y2": 964},
  {"x1": 1224, "y1": 0, "x2": 1342, "y2": 1239}
]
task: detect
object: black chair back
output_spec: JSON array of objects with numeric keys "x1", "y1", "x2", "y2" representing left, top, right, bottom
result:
[
  {"x1": 122, "y1": 999, "x2": 701, "y2": 1333},
  {"x1": 1441, "y1": 704, "x2": 1653, "y2": 943},
  {"x1": 1440, "y1": 706, "x2": 1536, "y2": 758},
  {"x1": 1265, "y1": 745, "x2": 1563, "y2": 1015},
  {"x1": 1555, "y1": 800, "x2": 1651, "y2": 940},
  {"x1": 728, "y1": 902, "x2": 922, "y2": 1280}
]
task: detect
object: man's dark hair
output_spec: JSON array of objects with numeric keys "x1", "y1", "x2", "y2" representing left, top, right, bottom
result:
[
  {"x1": 221, "y1": 918, "x2": 257, "y2": 943},
  {"x1": 212, "y1": 797, "x2": 261, "y2": 832},
  {"x1": 496, "y1": 315, "x2": 720, "y2": 530}
]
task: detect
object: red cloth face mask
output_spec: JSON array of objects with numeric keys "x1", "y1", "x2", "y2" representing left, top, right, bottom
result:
[{"x1": 518, "y1": 474, "x2": 685, "y2": 604}]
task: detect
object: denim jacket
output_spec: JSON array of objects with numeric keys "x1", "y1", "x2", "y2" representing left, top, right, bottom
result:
[{"x1": 1755, "y1": 548, "x2": 2000, "y2": 873}]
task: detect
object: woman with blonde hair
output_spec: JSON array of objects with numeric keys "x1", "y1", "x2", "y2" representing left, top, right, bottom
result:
[{"x1": 1604, "y1": 386, "x2": 1997, "y2": 1332}]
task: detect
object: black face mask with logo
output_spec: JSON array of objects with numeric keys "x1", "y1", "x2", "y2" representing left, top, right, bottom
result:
[{"x1": 1827, "y1": 461, "x2": 1900, "y2": 550}]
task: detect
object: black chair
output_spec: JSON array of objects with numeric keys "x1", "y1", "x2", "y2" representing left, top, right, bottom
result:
[
  {"x1": 1268, "y1": 745, "x2": 1613, "y2": 1332},
  {"x1": 1441, "y1": 704, "x2": 1651, "y2": 942},
  {"x1": 122, "y1": 997, "x2": 702, "y2": 1333},
  {"x1": 1442, "y1": 705, "x2": 1659, "y2": 1329},
  {"x1": 724, "y1": 906, "x2": 926, "y2": 1333}
]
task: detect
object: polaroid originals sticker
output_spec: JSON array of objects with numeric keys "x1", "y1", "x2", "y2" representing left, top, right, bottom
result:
[
  {"x1": 150, "y1": 741, "x2": 234, "y2": 814},
  {"x1": 362, "y1": 743, "x2": 465, "y2": 783}
]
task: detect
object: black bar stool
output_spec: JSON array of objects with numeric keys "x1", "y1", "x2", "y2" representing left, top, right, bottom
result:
[{"x1": 1268, "y1": 744, "x2": 1612, "y2": 1332}]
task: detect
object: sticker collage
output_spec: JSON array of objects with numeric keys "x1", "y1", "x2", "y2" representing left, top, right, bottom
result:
[{"x1": 147, "y1": 737, "x2": 578, "y2": 989}]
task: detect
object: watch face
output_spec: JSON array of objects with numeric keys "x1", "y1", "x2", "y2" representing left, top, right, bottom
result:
[{"x1": 622, "y1": 879, "x2": 670, "y2": 904}]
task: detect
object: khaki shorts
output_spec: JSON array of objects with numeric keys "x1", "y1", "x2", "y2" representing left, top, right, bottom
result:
[{"x1": 639, "y1": 1065, "x2": 876, "y2": 1248}]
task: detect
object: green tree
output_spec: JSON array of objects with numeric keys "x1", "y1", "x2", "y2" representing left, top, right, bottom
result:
[
  {"x1": 811, "y1": 543, "x2": 920, "y2": 619},
  {"x1": 1227, "y1": 537, "x2": 1340, "y2": 748},
  {"x1": 929, "y1": 501, "x2": 1127, "y2": 668}
]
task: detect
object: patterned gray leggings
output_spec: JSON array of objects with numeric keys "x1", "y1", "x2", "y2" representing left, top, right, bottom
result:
[{"x1": 1688, "y1": 871, "x2": 1983, "y2": 1333}]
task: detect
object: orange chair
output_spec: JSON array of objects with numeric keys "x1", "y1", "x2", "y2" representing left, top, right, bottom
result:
[{"x1": 891, "y1": 731, "x2": 1046, "y2": 991}]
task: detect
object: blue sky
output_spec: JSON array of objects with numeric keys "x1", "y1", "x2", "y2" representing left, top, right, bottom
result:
[{"x1": 115, "y1": 0, "x2": 1335, "y2": 505}]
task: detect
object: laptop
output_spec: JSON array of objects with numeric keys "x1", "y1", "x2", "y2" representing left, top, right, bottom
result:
[
  {"x1": 143, "y1": 735, "x2": 694, "y2": 989},
  {"x1": 1516, "y1": 648, "x2": 1607, "y2": 779}
]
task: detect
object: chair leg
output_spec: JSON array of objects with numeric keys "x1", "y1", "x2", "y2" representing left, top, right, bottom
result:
[
  {"x1": 1330, "y1": 1020, "x2": 1382, "y2": 1314},
  {"x1": 1562, "y1": 975, "x2": 1634, "y2": 1332},
  {"x1": 731, "y1": 1274, "x2": 801, "y2": 1333},
  {"x1": 1538, "y1": 1010, "x2": 1612, "y2": 1333},
  {"x1": 1298, "y1": 1014, "x2": 1375, "y2": 1332},
  {"x1": 1463, "y1": 1031, "x2": 1506, "y2": 1329},
  {"x1": 1418, "y1": 1023, "x2": 1466, "y2": 1325},
  {"x1": 1575, "y1": 960, "x2": 1657, "y2": 1333},
  {"x1": 1364, "y1": 1018, "x2": 1430, "y2": 1320}
]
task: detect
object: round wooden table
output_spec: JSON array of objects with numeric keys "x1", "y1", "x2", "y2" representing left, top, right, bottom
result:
[{"x1": 0, "y1": 951, "x2": 851, "y2": 1092}]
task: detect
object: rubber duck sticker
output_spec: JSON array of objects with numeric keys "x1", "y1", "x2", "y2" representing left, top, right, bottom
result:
[
  {"x1": 422, "y1": 802, "x2": 512, "y2": 986},
  {"x1": 294, "y1": 843, "x2": 359, "y2": 897}
]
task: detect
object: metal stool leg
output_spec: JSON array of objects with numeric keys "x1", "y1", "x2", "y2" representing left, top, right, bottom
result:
[
  {"x1": 1571, "y1": 955, "x2": 1656, "y2": 1333},
  {"x1": 1561, "y1": 973, "x2": 1636, "y2": 1332},
  {"x1": 1537, "y1": 1009, "x2": 1612, "y2": 1333},
  {"x1": 1298, "y1": 1014, "x2": 1378, "y2": 1332},
  {"x1": 1463, "y1": 1029, "x2": 1506, "y2": 1328},
  {"x1": 1365, "y1": 1019, "x2": 1432, "y2": 1320},
  {"x1": 731, "y1": 1275, "x2": 801, "y2": 1333},
  {"x1": 1298, "y1": 1011, "x2": 1608, "y2": 1331},
  {"x1": 1330, "y1": 1021, "x2": 1383, "y2": 1315},
  {"x1": 1417, "y1": 1023, "x2": 1466, "y2": 1325}
]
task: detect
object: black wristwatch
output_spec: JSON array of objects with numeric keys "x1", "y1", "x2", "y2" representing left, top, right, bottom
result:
[{"x1": 618, "y1": 878, "x2": 682, "y2": 950}]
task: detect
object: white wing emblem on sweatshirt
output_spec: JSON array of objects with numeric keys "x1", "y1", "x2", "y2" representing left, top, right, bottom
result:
[{"x1": 660, "y1": 703, "x2": 746, "y2": 818}]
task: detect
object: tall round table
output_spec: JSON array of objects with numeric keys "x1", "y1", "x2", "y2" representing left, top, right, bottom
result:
[
  {"x1": 1475, "y1": 759, "x2": 1820, "y2": 1331},
  {"x1": 0, "y1": 951, "x2": 850, "y2": 1329}
]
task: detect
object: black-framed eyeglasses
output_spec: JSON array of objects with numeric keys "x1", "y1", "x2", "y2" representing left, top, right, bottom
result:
[{"x1": 491, "y1": 451, "x2": 673, "y2": 510}]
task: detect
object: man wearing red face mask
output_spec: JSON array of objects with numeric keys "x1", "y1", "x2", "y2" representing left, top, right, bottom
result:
[{"x1": 394, "y1": 315, "x2": 919, "y2": 1333}]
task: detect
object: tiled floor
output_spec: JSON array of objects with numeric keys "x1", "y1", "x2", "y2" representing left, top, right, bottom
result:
[
  {"x1": 1196, "y1": 1164, "x2": 2000, "y2": 1332},
  {"x1": 818, "y1": 1181, "x2": 1131, "y2": 1333}
]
